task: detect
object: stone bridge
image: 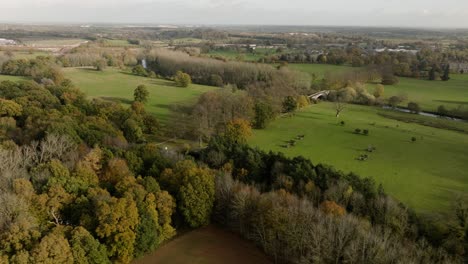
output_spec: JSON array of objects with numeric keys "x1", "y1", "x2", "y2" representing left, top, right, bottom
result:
[{"x1": 308, "y1": 90, "x2": 330, "y2": 100}]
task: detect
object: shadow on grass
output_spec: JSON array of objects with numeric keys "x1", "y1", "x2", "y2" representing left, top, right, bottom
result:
[
  {"x1": 434, "y1": 100, "x2": 468, "y2": 105},
  {"x1": 100, "y1": 96, "x2": 133, "y2": 104},
  {"x1": 78, "y1": 67, "x2": 100, "y2": 72},
  {"x1": 153, "y1": 103, "x2": 171, "y2": 110}
]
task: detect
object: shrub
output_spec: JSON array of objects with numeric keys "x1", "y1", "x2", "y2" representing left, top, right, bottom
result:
[
  {"x1": 147, "y1": 71, "x2": 156, "y2": 78},
  {"x1": 355, "y1": 128, "x2": 361, "y2": 134},
  {"x1": 363, "y1": 129, "x2": 369, "y2": 135},
  {"x1": 411, "y1": 137, "x2": 417, "y2": 142},
  {"x1": 132, "y1": 65, "x2": 147, "y2": 76},
  {"x1": 437, "y1": 105, "x2": 448, "y2": 116},
  {"x1": 282, "y1": 96, "x2": 297, "y2": 113},
  {"x1": 94, "y1": 59, "x2": 107, "y2": 71},
  {"x1": 373, "y1": 84, "x2": 385, "y2": 98},
  {"x1": 209, "y1": 74, "x2": 224, "y2": 87},
  {"x1": 174, "y1": 71, "x2": 192, "y2": 87},
  {"x1": 296, "y1": 95, "x2": 310, "y2": 109},
  {"x1": 407, "y1": 102, "x2": 421, "y2": 114}
]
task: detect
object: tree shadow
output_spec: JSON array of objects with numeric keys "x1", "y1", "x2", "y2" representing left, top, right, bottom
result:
[
  {"x1": 79, "y1": 67, "x2": 99, "y2": 72},
  {"x1": 119, "y1": 71, "x2": 137, "y2": 76},
  {"x1": 433, "y1": 100, "x2": 468, "y2": 105},
  {"x1": 100, "y1": 96, "x2": 133, "y2": 104}
]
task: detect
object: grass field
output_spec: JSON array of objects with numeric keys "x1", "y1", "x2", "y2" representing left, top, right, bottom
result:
[
  {"x1": 63, "y1": 68, "x2": 216, "y2": 123},
  {"x1": 290, "y1": 63, "x2": 468, "y2": 112},
  {"x1": 21, "y1": 38, "x2": 88, "y2": 47},
  {"x1": 384, "y1": 75, "x2": 468, "y2": 112},
  {"x1": 134, "y1": 225, "x2": 271, "y2": 264},
  {"x1": 249, "y1": 102, "x2": 468, "y2": 212},
  {"x1": 0, "y1": 74, "x2": 28, "y2": 82}
]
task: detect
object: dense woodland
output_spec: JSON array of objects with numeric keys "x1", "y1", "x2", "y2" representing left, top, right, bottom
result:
[
  {"x1": 0, "y1": 75, "x2": 466, "y2": 263},
  {"x1": 0, "y1": 25, "x2": 467, "y2": 263}
]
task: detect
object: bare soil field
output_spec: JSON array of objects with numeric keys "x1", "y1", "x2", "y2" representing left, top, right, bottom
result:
[{"x1": 134, "y1": 225, "x2": 271, "y2": 264}]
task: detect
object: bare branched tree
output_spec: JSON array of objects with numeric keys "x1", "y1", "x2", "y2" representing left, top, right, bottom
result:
[{"x1": 335, "y1": 101, "x2": 346, "y2": 118}]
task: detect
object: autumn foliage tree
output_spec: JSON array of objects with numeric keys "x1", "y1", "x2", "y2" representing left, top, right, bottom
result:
[
  {"x1": 160, "y1": 160, "x2": 215, "y2": 228},
  {"x1": 320, "y1": 200, "x2": 346, "y2": 216},
  {"x1": 224, "y1": 118, "x2": 252, "y2": 144}
]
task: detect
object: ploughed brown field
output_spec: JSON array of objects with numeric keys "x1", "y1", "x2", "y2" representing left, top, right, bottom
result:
[{"x1": 134, "y1": 225, "x2": 272, "y2": 264}]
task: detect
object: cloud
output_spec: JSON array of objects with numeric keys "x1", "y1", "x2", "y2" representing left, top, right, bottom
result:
[{"x1": 0, "y1": 0, "x2": 468, "y2": 27}]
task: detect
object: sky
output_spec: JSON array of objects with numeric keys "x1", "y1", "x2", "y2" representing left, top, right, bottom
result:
[{"x1": 0, "y1": 0, "x2": 468, "y2": 28}]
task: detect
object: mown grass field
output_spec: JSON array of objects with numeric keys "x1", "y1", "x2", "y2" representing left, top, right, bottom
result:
[
  {"x1": 249, "y1": 102, "x2": 468, "y2": 212},
  {"x1": 21, "y1": 38, "x2": 88, "y2": 46},
  {"x1": 63, "y1": 68, "x2": 216, "y2": 123},
  {"x1": 0, "y1": 74, "x2": 28, "y2": 82},
  {"x1": 134, "y1": 225, "x2": 271, "y2": 264},
  {"x1": 290, "y1": 63, "x2": 468, "y2": 112},
  {"x1": 384, "y1": 75, "x2": 468, "y2": 112}
]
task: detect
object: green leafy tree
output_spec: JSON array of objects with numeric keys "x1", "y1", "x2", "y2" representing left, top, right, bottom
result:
[
  {"x1": 373, "y1": 84, "x2": 385, "y2": 98},
  {"x1": 160, "y1": 160, "x2": 215, "y2": 228},
  {"x1": 132, "y1": 65, "x2": 147, "y2": 77},
  {"x1": 70, "y1": 227, "x2": 110, "y2": 264},
  {"x1": 254, "y1": 102, "x2": 274, "y2": 129},
  {"x1": 95, "y1": 194, "x2": 139, "y2": 264},
  {"x1": 133, "y1": 193, "x2": 160, "y2": 257},
  {"x1": 123, "y1": 119, "x2": 144, "y2": 143},
  {"x1": 133, "y1": 85, "x2": 149, "y2": 103},
  {"x1": 407, "y1": 102, "x2": 421, "y2": 114},
  {"x1": 174, "y1": 71, "x2": 192, "y2": 87},
  {"x1": 282, "y1": 96, "x2": 297, "y2": 113},
  {"x1": 0, "y1": 98, "x2": 23, "y2": 117},
  {"x1": 438, "y1": 105, "x2": 448, "y2": 116},
  {"x1": 209, "y1": 74, "x2": 224, "y2": 87},
  {"x1": 94, "y1": 59, "x2": 107, "y2": 71}
]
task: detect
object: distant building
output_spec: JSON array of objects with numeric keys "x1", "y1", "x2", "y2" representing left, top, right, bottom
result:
[
  {"x1": 0, "y1": 38, "x2": 16, "y2": 45},
  {"x1": 375, "y1": 48, "x2": 418, "y2": 55}
]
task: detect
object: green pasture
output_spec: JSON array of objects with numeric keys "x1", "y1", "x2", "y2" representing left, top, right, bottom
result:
[
  {"x1": 290, "y1": 63, "x2": 468, "y2": 112},
  {"x1": 63, "y1": 67, "x2": 216, "y2": 123},
  {"x1": 250, "y1": 102, "x2": 468, "y2": 212}
]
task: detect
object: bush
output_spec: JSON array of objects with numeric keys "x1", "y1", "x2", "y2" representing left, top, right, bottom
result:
[
  {"x1": 373, "y1": 84, "x2": 385, "y2": 98},
  {"x1": 132, "y1": 65, "x2": 147, "y2": 76},
  {"x1": 94, "y1": 59, "x2": 107, "y2": 71},
  {"x1": 209, "y1": 74, "x2": 224, "y2": 87},
  {"x1": 437, "y1": 105, "x2": 448, "y2": 116},
  {"x1": 282, "y1": 96, "x2": 298, "y2": 113},
  {"x1": 355, "y1": 128, "x2": 361, "y2": 134},
  {"x1": 411, "y1": 137, "x2": 417, "y2": 142},
  {"x1": 388, "y1": 95, "x2": 406, "y2": 108},
  {"x1": 407, "y1": 102, "x2": 421, "y2": 114},
  {"x1": 363, "y1": 129, "x2": 369, "y2": 135},
  {"x1": 174, "y1": 71, "x2": 192, "y2": 87}
]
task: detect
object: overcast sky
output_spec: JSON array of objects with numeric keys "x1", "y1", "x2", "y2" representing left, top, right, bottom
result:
[{"x1": 1, "y1": 0, "x2": 467, "y2": 28}]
